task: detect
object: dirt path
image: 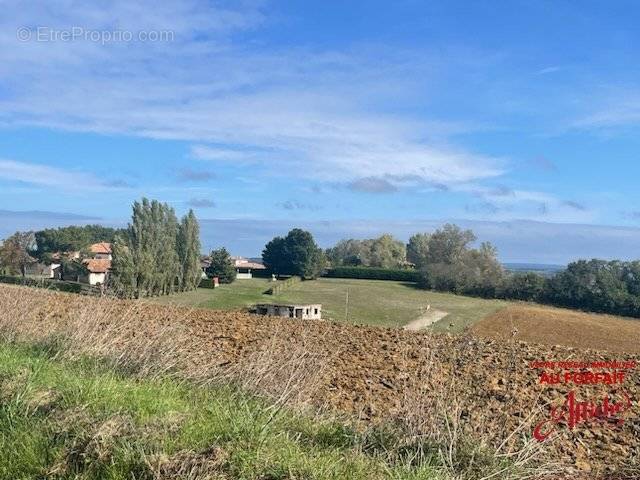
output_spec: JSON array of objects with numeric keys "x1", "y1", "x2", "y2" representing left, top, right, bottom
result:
[{"x1": 403, "y1": 309, "x2": 448, "y2": 331}]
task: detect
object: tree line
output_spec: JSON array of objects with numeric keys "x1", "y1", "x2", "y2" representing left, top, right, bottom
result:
[
  {"x1": 273, "y1": 224, "x2": 640, "y2": 319},
  {"x1": 35, "y1": 225, "x2": 125, "y2": 259}
]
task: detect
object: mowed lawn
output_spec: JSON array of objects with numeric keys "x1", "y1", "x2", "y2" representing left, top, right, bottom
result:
[{"x1": 154, "y1": 277, "x2": 509, "y2": 330}]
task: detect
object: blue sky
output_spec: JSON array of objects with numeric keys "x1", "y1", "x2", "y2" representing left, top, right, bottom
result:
[{"x1": 2, "y1": 0, "x2": 640, "y2": 262}]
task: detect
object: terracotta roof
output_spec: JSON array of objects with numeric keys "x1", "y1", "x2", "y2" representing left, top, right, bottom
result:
[
  {"x1": 83, "y1": 258, "x2": 111, "y2": 273},
  {"x1": 235, "y1": 260, "x2": 266, "y2": 270},
  {"x1": 89, "y1": 242, "x2": 112, "y2": 254}
]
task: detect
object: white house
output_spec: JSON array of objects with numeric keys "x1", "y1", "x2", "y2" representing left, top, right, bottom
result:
[
  {"x1": 232, "y1": 257, "x2": 266, "y2": 279},
  {"x1": 78, "y1": 242, "x2": 113, "y2": 285},
  {"x1": 81, "y1": 258, "x2": 111, "y2": 286}
]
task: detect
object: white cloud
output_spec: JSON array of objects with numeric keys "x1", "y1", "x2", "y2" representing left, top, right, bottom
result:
[
  {"x1": 0, "y1": 0, "x2": 505, "y2": 191},
  {"x1": 570, "y1": 87, "x2": 640, "y2": 130},
  {"x1": 0, "y1": 159, "x2": 109, "y2": 190},
  {"x1": 535, "y1": 66, "x2": 562, "y2": 75}
]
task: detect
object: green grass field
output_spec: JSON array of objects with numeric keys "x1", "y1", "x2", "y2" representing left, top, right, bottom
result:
[
  {"x1": 154, "y1": 278, "x2": 509, "y2": 330},
  {"x1": 0, "y1": 340, "x2": 455, "y2": 480}
]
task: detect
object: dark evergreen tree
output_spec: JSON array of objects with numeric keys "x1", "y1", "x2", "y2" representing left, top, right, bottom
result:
[
  {"x1": 262, "y1": 236, "x2": 288, "y2": 275},
  {"x1": 262, "y1": 228, "x2": 325, "y2": 279},
  {"x1": 205, "y1": 247, "x2": 236, "y2": 283}
]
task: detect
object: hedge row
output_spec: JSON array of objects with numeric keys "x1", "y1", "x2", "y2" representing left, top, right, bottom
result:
[
  {"x1": 323, "y1": 267, "x2": 420, "y2": 282},
  {"x1": 0, "y1": 275, "x2": 84, "y2": 293},
  {"x1": 266, "y1": 276, "x2": 301, "y2": 295}
]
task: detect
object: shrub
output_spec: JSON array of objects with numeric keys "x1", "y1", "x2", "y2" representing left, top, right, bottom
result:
[
  {"x1": 199, "y1": 278, "x2": 216, "y2": 289},
  {"x1": 503, "y1": 272, "x2": 546, "y2": 302},
  {"x1": 323, "y1": 267, "x2": 420, "y2": 282}
]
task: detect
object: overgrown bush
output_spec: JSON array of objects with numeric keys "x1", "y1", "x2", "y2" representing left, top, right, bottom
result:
[
  {"x1": 503, "y1": 272, "x2": 546, "y2": 302},
  {"x1": 199, "y1": 278, "x2": 215, "y2": 289}
]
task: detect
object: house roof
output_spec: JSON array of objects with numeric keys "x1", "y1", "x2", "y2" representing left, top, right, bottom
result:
[
  {"x1": 84, "y1": 258, "x2": 111, "y2": 273},
  {"x1": 234, "y1": 260, "x2": 266, "y2": 270},
  {"x1": 89, "y1": 242, "x2": 112, "y2": 254}
]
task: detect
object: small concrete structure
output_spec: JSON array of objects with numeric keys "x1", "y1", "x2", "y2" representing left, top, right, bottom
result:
[{"x1": 255, "y1": 303, "x2": 322, "y2": 320}]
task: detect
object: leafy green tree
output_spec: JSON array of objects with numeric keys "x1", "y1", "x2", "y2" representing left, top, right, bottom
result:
[
  {"x1": 406, "y1": 233, "x2": 431, "y2": 268},
  {"x1": 263, "y1": 228, "x2": 325, "y2": 279},
  {"x1": 262, "y1": 236, "x2": 288, "y2": 275},
  {"x1": 504, "y1": 272, "x2": 546, "y2": 301},
  {"x1": 0, "y1": 231, "x2": 36, "y2": 277},
  {"x1": 544, "y1": 259, "x2": 636, "y2": 315},
  {"x1": 154, "y1": 201, "x2": 180, "y2": 295},
  {"x1": 326, "y1": 239, "x2": 364, "y2": 266},
  {"x1": 424, "y1": 224, "x2": 476, "y2": 265},
  {"x1": 111, "y1": 198, "x2": 195, "y2": 297},
  {"x1": 110, "y1": 236, "x2": 135, "y2": 295},
  {"x1": 205, "y1": 248, "x2": 236, "y2": 283},
  {"x1": 177, "y1": 209, "x2": 202, "y2": 291},
  {"x1": 418, "y1": 225, "x2": 505, "y2": 298},
  {"x1": 285, "y1": 228, "x2": 326, "y2": 279},
  {"x1": 367, "y1": 234, "x2": 406, "y2": 268},
  {"x1": 35, "y1": 225, "x2": 125, "y2": 258},
  {"x1": 326, "y1": 234, "x2": 406, "y2": 269}
]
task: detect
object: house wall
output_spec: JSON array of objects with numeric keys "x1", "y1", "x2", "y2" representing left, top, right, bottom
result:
[
  {"x1": 49, "y1": 263, "x2": 61, "y2": 279},
  {"x1": 88, "y1": 272, "x2": 106, "y2": 285},
  {"x1": 255, "y1": 304, "x2": 322, "y2": 320},
  {"x1": 236, "y1": 268, "x2": 253, "y2": 279}
]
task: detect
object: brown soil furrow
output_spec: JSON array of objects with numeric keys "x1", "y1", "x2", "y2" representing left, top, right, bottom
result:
[{"x1": 1, "y1": 284, "x2": 638, "y2": 477}]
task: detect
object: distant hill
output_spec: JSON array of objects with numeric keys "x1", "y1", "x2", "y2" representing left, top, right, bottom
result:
[{"x1": 502, "y1": 262, "x2": 565, "y2": 277}]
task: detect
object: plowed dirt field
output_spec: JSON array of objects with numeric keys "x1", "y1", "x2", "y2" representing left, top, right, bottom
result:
[
  {"x1": 1, "y1": 285, "x2": 639, "y2": 477},
  {"x1": 473, "y1": 304, "x2": 640, "y2": 354}
]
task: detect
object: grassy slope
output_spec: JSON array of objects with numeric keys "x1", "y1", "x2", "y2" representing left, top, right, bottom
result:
[
  {"x1": 0, "y1": 341, "x2": 444, "y2": 480},
  {"x1": 154, "y1": 278, "x2": 508, "y2": 329}
]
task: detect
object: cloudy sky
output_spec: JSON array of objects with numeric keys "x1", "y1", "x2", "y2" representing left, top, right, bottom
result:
[{"x1": 2, "y1": 0, "x2": 640, "y2": 262}]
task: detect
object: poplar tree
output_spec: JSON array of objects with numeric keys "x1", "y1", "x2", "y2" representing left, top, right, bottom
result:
[
  {"x1": 177, "y1": 209, "x2": 202, "y2": 291},
  {"x1": 112, "y1": 198, "x2": 198, "y2": 297}
]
